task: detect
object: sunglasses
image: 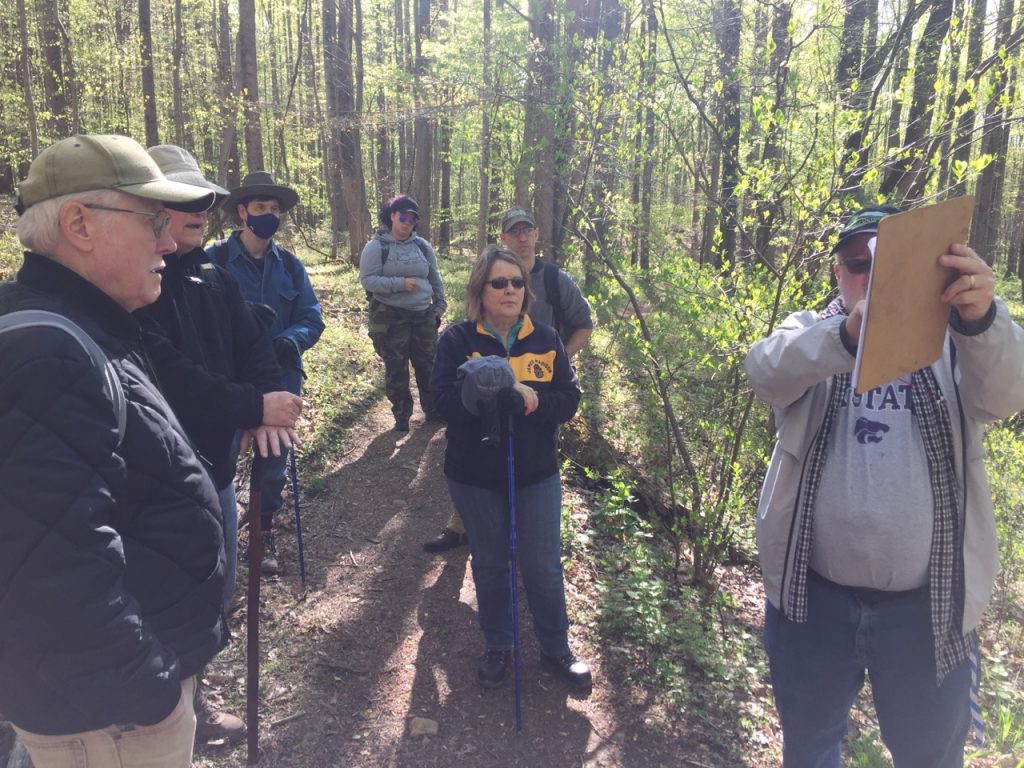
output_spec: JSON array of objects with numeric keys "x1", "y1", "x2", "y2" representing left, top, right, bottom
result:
[
  {"x1": 83, "y1": 204, "x2": 172, "y2": 238},
  {"x1": 486, "y1": 277, "x2": 526, "y2": 290},
  {"x1": 397, "y1": 212, "x2": 418, "y2": 224},
  {"x1": 841, "y1": 258, "x2": 872, "y2": 275}
]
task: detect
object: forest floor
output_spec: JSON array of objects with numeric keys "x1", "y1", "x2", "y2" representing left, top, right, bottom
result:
[{"x1": 193, "y1": 390, "x2": 763, "y2": 768}]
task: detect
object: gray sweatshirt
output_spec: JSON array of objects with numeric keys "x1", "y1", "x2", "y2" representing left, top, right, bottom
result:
[{"x1": 359, "y1": 229, "x2": 447, "y2": 315}]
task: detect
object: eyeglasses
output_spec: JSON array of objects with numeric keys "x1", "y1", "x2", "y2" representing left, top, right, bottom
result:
[
  {"x1": 83, "y1": 204, "x2": 172, "y2": 238},
  {"x1": 397, "y1": 213, "x2": 418, "y2": 224},
  {"x1": 486, "y1": 277, "x2": 526, "y2": 290},
  {"x1": 506, "y1": 225, "x2": 535, "y2": 238},
  {"x1": 841, "y1": 258, "x2": 872, "y2": 275}
]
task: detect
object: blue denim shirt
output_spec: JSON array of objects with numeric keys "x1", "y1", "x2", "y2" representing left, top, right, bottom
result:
[{"x1": 207, "y1": 232, "x2": 324, "y2": 373}]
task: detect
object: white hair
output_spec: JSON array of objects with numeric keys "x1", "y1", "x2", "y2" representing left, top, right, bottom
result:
[{"x1": 16, "y1": 189, "x2": 129, "y2": 255}]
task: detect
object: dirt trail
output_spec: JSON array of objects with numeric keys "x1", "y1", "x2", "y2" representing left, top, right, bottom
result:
[{"x1": 194, "y1": 395, "x2": 703, "y2": 768}]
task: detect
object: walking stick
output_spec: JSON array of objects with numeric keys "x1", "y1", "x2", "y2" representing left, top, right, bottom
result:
[
  {"x1": 246, "y1": 456, "x2": 265, "y2": 765},
  {"x1": 506, "y1": 413, "x2": 523, "y2": 733},
  {"x1": 288, "y1": 447, "x2": 307, "y2": 590}
]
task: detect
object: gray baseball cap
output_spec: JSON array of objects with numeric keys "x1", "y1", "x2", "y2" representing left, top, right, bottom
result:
[{"x1": 147, "y1": 144, "x2": 229, "y2": 207}]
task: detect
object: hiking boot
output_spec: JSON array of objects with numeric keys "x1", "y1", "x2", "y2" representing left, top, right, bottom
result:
[
  {"x1": 477, "y1": 650, "x2": 511, "y2": 688},
  {"x1": 261, "y1": 532, "x2": 281, "y2": 576},
  {"x1": 422, "y1": 528, "x2": 468, "y2": 553},
  {"x1": 194, "y1": 672, "x2": 246, "y2": 744},
  {"x1": 541, "y1": 651, "x2": 593, "y2": 689},
  {"x1": 394, "y1": 416, "x2": 410, "y2": 432}
]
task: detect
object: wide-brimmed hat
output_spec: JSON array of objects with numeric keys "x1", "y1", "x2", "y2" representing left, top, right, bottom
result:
[
  {"x1": 500, "y1": 207, "x2": 537, "y2": 233},
  {"x1": 832, "y1": 205, "x2": 902, "y2": 254},
  {"x1": 16, "y1": 134, "x2": 215, "y2": 213},
  {"x1": 223, "y1": 171, "x2": 299, "y2": 216},
  {"x1": 147, "y1": 144, "x2": 229, "y2": 209}
]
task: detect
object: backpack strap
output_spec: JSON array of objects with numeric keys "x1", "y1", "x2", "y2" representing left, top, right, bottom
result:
[
  {"x1": 0, "y1": 310, "x2": 126, "y2": 445},
  {"x1": 210, "y1": 238, "x2": 230, "y2": 267},
  {"x1": 541, "y1": 260, "x2": 564, "y2": 338}
]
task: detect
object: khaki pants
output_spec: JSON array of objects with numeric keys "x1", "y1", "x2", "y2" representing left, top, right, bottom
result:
[{"x1": 13, "y1": 676, "x2": 197, "y2": 768}]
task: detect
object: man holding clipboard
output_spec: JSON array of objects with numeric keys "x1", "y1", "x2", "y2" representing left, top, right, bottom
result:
[{"x1": 745, "y1": 204, "x2": 1024, "y2": 767}]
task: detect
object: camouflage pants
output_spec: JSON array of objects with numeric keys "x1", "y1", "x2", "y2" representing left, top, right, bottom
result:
[{"x1": 368, "y1": 301, "x2": 438, "y2": 420}]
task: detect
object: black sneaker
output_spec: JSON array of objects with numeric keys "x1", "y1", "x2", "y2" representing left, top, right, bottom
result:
[
  {"x1": 541, "y1": 652, "x2": 592, "y2": 689},
  {"x1": 394, "y1": 416, "x2": 410, "y2": 432},
  {"x1": 478, "y1": 649, "x2": 511, "y2": 688},
  {"x1": 422, "y1": 528, "x2": 468, "y2": 552}
]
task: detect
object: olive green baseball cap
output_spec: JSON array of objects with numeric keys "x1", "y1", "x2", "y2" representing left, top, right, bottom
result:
[{"x1": 16, "y1": 134, "x2": 215, "y2": 213}]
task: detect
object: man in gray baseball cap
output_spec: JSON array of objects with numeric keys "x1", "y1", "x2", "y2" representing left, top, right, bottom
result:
[{"x1": 0, "y1": 135, "x2": 225, "y2": 768}]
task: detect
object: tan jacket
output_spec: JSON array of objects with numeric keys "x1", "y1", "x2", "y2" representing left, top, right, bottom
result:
[{"x1": 745, "y1": 299, "x2": 1024, "y2": 632}]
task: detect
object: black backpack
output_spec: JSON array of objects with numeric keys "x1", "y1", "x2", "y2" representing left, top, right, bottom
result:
[{"x1": 537, "y1": 259, "x2": 565, "y2": 339}]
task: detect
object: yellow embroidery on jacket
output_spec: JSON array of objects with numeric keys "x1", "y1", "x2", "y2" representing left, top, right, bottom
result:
[{"x1": 510, "y1": 351, "x2": 556, "y2": 382}]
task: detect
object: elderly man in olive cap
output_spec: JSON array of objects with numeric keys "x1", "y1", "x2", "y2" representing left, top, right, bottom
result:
[
  {"x1": 207, "y1": 172, "x2": 323, "y2": 575},
  {"x1": 0, "y1": 135, "x2": 226, "y2": 768}
]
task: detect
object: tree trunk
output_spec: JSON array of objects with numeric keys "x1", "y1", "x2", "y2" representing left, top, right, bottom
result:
[
  {"x1": 410, "y1": 0, "x2": 433, "y2": 236},
  {"x1": 518, "y1": 0, "x2": 557, "y2": 255},
  {"x1": 172, "y1": 0, "x2": 186, "y2": 147},
  {"x1": 139, "y1": 0, "x2": 159, "y2": 147},
  {"x1": 325, "y1": 0, "x2": 372, "y2": 263},
  {"x1": 950, "y1": 0, "x2": 987, "y2": 197},
  {"x1": 969, "y1": 0, "x2": 1015, "y2": 265},
  {"x1": 880, "y1": 0, "x2": 953, "y2": 199},
  {"x1": 476, "y1": 0, "x2": 493, "y2": 254},
  {"x1": 16, "y1": 0, "x2": 38, "y2": 158},
  {"x1": 216, "y1": 0, "x2": 240, "y2": 189},
  {"x1": 238, "y1": 0, "x2": 265, "y2": 172},
  {"x1": 38, "y1": 0, "x2": 69, "y2": 138},
  {"x1": 713, "y1": 0, "x2": 741, "y2": 268},
  {"x1": 753, "y1": 0, "x2": 793, "y2": 267}
]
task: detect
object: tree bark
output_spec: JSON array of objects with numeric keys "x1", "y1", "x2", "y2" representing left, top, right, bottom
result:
[
  {"x1": 238, "y1": 0, "x2": 265, "y2": 172},
  {"x1": 38, "y1": 0, "x2": 69, "y2": 138},
  {"x1": 139, "y1": 0, "x2": 159, "y2": 147},
  {"x1": 172, "y1": 0, "x2": 186, "y2": 147},
  {"x1": 324, "y1": 0, "x2": 372, "y2": 263},
  {"x1": 16, "y1": 0, "x2": 38, "y2": 158},
  {"x1": 476, "y1": 0, "x2": 493, "y2": 254},
  {"x1": 410, "y1": 0, "x2": 433, "y2": 237}
]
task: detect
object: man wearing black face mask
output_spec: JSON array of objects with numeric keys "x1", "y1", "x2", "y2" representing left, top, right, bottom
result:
[{"x1": 208, "y1": 172, "x2": 324, "y2": 575}]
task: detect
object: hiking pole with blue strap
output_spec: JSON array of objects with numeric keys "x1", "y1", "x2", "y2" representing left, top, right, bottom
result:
[
  {"x1": 288, "y1": 447, "x2": 307, "y2": 590},
  {"x1": 505, "y1": 402, "x2": 523, "y2": 733},
  {"x1": 246, "y1": 455, "x2": 265, "y2": 765}
]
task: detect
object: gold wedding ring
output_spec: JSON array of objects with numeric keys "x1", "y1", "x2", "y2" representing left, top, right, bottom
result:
[{"x1": 969, "y1": 274, "x2": 976, "y2": 290}]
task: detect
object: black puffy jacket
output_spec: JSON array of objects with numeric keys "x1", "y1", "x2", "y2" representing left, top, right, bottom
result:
[
  {"x1": 0, "y1": 253, "x2": 227, "y2": 735},
  {"x1": 135, "y1": 247, "x2": 282, "y2": 488}
]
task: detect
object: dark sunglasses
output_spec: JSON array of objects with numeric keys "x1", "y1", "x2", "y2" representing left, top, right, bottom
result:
[
  {"x1": 841, "y1": 258, "x2": 872, "y2": 275},
  {"x1": 486, "y1": 277, "x2": 526, "y2": 290},
  {"x1": 397, "y1": 212, "x2": 418, "y2": 224}
]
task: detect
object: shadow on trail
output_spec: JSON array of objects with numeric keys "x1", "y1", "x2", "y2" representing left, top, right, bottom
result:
[{"x1": 392, "y1": 555, "x2": 598, "y2": 767}]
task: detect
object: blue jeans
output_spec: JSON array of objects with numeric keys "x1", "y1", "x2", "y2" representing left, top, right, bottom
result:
[
  {"x1": 218, "y1": 482, "x2": 238, "y2": 609},
  {"x1": 447, "y1": 473, "x2": 570, "y2": 658},
  {"x1": 764, "y1": 571, "x2": 971, "y2": 768}
]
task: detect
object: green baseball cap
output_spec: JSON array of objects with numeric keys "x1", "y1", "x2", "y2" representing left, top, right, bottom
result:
[{"x1": 16, "y1": 134, "x2": 215, "y2": 213}]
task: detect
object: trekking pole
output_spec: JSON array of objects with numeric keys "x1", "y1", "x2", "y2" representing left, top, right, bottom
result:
[
  {"x1": 288, "y1": 446, "x2": 307, "y2": 590},
  {"x1": 246, "y1": 456, "x2": 265, "y2": 765},
  {"x1": 506, "y1": 411, "x2": 523, "y2": 733}
]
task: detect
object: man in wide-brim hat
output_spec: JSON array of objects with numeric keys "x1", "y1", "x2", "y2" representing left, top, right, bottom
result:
[{"x1": 207, "y1": 171, "x2": 323, "y2": 577}]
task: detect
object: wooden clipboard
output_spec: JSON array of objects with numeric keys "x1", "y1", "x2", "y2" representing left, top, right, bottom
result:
[{"x1": 852, "y1": 196, "x2": 974, "y2": 394}]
